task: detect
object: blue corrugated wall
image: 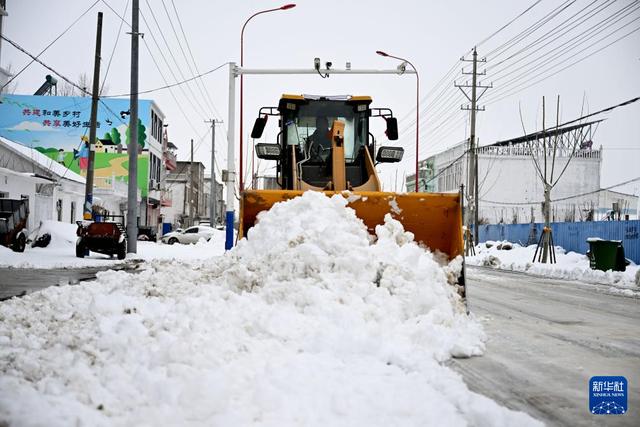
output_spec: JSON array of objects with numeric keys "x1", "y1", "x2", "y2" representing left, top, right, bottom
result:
[{"x1": 477, "y1": 220, "x2": 640, "y2": 264}]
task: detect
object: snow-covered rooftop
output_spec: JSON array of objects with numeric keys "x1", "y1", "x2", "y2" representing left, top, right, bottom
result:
[{"x1": 0, "y1": 136, "x2": 85, "y2": 184}]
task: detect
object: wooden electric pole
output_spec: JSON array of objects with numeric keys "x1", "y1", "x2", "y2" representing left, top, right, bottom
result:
[{"x1": 83, "y1": 12, "x2": 103, "y2": 220}]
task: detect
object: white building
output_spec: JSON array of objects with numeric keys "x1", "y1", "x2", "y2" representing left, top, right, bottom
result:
[
  {"x1": 406, "y1": 125, "x2": 638, "y2": 224},
  {"x1": 0, "y1": 136, "x2": 130, "y2": 230},
  {"x1": 203, "y1": 174, "x2": 225, "y2": 226},
  {"x1": 162, "y1": 161, "x2": 206, "y2": 228}
]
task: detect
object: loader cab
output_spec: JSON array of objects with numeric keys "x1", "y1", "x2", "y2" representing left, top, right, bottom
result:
[{"x1": 252, "y1": 94, "x2": 402, "y2": 191}]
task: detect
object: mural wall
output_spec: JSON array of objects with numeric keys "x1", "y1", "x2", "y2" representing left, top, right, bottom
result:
[{"x1": 0, "y1": 94, "x2": 152, "y2": 196}]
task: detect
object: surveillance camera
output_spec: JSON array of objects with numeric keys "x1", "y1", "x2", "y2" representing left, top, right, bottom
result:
[
  {"x1": 325, "y1": 61, "x2": 332, "y2": 69},
  {"x1": 314, "y1": 57, "x2": 321, "y2": 70}
]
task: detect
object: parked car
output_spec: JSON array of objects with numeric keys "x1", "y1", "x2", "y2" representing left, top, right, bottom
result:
[
  {"x1": 137, "y1": 226, "x2": 157, "y2": 241},
  {"x1": 161, "y1": 226, "x2": 216, "y2": 245}
]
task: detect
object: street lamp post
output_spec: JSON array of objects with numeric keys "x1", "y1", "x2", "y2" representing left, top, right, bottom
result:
[
  {"x1": 376, "y1": 50, "x2": 420, "y2": 192},
  {"x1": 240, "y1": 3, "x2": 296, "y2": 192}
]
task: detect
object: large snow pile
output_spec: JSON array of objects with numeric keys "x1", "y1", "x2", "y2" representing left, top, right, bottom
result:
[
  {"x1": 468, "y1": 240, "x2": 639, "y2": 294},
  {"x1": 0, "y1": 192, "x2": 541, "y2": 426},
  {"x1": 0, "y1": 220, "x2": 226, "y2": 269}
]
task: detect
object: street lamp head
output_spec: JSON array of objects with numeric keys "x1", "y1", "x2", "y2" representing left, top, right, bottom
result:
[
  {"x1": 280, "y1": 4, "x2": 296, "y2": 10},
  {"x1": 376, "y1": 50, "x2": 389, "y2": 57}
]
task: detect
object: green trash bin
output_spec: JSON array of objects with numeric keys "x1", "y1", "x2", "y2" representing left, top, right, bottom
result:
[{"x1": 586, "y1": 238, "x2": 629, "y2": 272}]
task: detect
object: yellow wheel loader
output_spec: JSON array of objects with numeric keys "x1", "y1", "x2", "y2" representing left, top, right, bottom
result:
[{"x1": 243, "y1": 94, "x2": 466, "y2": 297}]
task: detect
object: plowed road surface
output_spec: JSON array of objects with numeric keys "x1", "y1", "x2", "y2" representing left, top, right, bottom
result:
[{"x1": 450, "y1": 266, "x2": 639, "y2": 426}]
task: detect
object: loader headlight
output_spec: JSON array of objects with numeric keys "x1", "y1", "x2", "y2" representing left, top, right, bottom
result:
[
  {"x1": 255, "y1": 143, "x2": 282, "y2": 160},
  {"x1": 376, "y1": 146, "x2": 404, "y2": 163}
]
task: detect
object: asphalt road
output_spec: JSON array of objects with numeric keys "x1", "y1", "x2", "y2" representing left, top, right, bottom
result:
[
  {"x1": 0, "y1": 263, "x2": 140, "y2": 300},
  {"x1": 450, "y1": 266, "x2": 640, "y2": 426}
]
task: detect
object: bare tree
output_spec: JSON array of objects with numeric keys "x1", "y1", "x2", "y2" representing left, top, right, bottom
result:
[
  {"x1": 57, "y1": 78, "x2": 78, "y2": 96},
  {"x1": 519, "y1": 96, "x2": 595, "y2": 263},
  {"x1": 2, "y1": 64, "x2": 19, "y2": 94}
]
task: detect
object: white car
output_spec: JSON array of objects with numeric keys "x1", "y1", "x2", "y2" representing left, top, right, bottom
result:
[{"x1": 161, "y1": 226, "x2": 216, "y2": 245}]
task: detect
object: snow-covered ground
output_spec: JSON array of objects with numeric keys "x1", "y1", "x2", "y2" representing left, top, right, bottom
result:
[
  {"x1": 0, "y1": 220, "x2": 227, "y2": 269},
  {"x1": 0, "y1": 192, "x2": 541, "y2": 426},
  {"x1": 468, "y1": 240, "x2": 640, "y2": 295}
]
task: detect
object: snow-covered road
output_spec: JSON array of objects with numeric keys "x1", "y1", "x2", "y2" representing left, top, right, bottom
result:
[
  {"x1": 0, "y1": 193, "x2": 541, "y2": 426},
  {"x1": 450, "y1": 266, "x2": 640, "y2": 426}
]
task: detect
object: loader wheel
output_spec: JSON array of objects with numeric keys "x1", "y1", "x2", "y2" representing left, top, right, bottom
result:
[
  {"x1": 117, "y1": 241, "x2": 127, "y2": 260},
  {"x1": 14, "y1": 234, "x2": 26, "y2": 253},
  {"x1": 168, "y1": 237, "x2": 178, "y2": 245},
  {"x1": 76, "y1": 240, "x2": 86, "y2": 258}
]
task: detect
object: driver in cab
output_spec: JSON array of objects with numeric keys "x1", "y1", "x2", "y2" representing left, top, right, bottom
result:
[{"x1": 307, "y1": 116, "x2": 332, "y2": 161}]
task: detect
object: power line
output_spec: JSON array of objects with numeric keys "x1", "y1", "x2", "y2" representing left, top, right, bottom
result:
[
  {"x1": 139, "y1": 5, "x2": 208, "y2": 120},
  {"x1": 102, "y1": 62, "x2": 228, "y2": 97},
  {"x1": 488, "y1": 1, "x2": 640, "y2": 86},
  {"x1": 1, "y1": 34, "x2": 91, "y2": 96},
  {"x1": 100, "y1": 0, "x2": 210, "y2": 144},
  {"x1": 481, "y1": 176, "x2": 640, "y2": 205},
  {"x1": 487, "y1": 0, "x2": 611, "y2": 76},
  {"x1": 161, "y1": 0, "x2": 220, "y2": 119},
  {"x1": 0, "y1": 0, "x2": 100, "y2": 92},
  {"x1": 486, "y1": 22, "x2": 640, "y2": 105},
  {"x1": 100, "y1": 0, "x2": 130, "y2": 96},
  {"x1": 476, "y1": 0, "x2": 544, "y2": 48},
  {"x1": 485, "y1": 0, "x2": 577, "y2": 60},
  {"x1": 169, "y1": 0, "x2": 228, "y2": 138}
]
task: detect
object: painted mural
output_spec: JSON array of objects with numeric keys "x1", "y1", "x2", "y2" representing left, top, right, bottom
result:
[{"x1": 0, "y1": 94, "x2": 152, "y2": 196}]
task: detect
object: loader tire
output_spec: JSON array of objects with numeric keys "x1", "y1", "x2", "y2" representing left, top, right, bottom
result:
[
  {"x1": 14, "y1": 234, "x2": 26, "y2": 253},
  {"x1": 76, "y1": 240, "x2": 86, "y2": 258},
  {"x1": 117, "y1": 241, "x2": 127, "y2": 260}
]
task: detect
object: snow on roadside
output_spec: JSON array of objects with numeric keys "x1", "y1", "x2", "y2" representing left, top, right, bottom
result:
[
  {"x1": 468, "y1": 240, "x2": 639, "y2": 294},
  {"x1": 0, "y1": 220, "x2": 227, "y2": 269},
  {"x1": 0, "y1": 192, "x2": 541, "y2": 426}
]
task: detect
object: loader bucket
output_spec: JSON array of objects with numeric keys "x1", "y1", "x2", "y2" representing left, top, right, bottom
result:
[{"x1": 239, "y1": 190, "x2": 464, "y2": 261}]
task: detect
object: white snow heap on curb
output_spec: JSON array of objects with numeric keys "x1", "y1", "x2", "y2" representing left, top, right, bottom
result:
[
  {"x1": 0, "y1": 220, "x2": 227, "y2": 269},
  {"x1": 0, "y1": 192, "x2": 541, "y2": 426},
  {"x1": 468, "y1": 240, "x2": 639, "y2": 293}
]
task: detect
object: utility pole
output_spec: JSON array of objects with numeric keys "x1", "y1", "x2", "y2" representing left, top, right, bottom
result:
[
  {"x1": 127, "y1": 0, "x2": 141, "y2": 253},
  {"x1": 189, "y1": 138, "x2": 194, "y2": 225},
  {"x1": 455, "y1": 47, "x2": 491, "y2": 252},
  {"x1": 83, "y1": 12, "x2": 103, "y2": 221},
  {"x1": 205, "y1": 119, "x2": 223, "y2": 225}
]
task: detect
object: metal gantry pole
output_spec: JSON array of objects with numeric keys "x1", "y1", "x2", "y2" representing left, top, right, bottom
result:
[
  {"x1": 224, "y1": 62, "x2": 237, "y2": 250},
  {"x1": 223, "y1": 65, "x2": 416, "y2": 250},
  {"x1": 83, "y1": 12, "x2": 103, "y2": 221},
  {"x1": 127, "y1": 0, "x2": 140, "y2": 253}
]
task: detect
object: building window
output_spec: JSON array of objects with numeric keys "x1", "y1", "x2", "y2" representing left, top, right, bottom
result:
[
  {"x1": 0, "y1": 192, "x2": 8, "y2": 198},
  {"x1": 150, "y1": 110, "x2": 163, "y2": 142},
  {"x1": 56, "y1": 199, "x2": 63, "y2": 221},
  {"x1": 70, "y1": 201, "x2": 76, "y2": 223}
]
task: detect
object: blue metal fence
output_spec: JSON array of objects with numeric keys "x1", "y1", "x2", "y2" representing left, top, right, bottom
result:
[{"x1": 477, "y1": 220, "x2": 640, "y2": 264}]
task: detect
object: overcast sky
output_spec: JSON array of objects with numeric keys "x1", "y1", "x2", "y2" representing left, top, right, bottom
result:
[{"x1": 2, "y1": 0, "x2": 639, "y2": 196}]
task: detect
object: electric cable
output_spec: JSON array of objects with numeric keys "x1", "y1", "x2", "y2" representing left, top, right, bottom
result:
[{"x1": 0, "y1": 0, "x2": 100, "y2": 92}]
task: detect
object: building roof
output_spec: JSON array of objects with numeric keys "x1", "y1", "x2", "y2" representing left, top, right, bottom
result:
[
  {"x1": 0, "y1": 135, "x2": 85, "y2": 184},
  {"x1": 491, "y1": 120, "x2": 603, "y2": 147},
  {"x1": 0, "y1": 166, "x2": 56, "y2": 184}
]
